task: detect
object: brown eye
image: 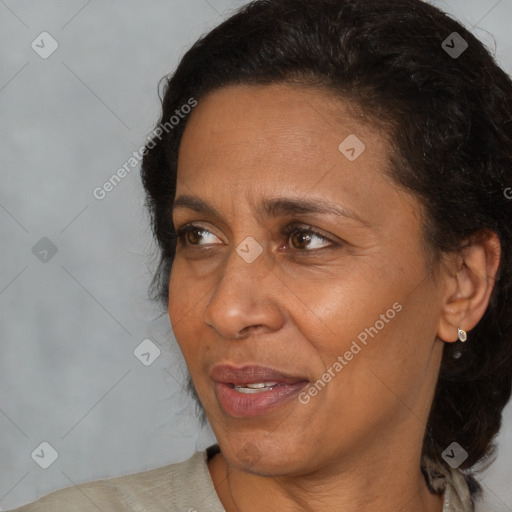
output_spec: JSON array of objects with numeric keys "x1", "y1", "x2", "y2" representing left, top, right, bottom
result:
[
  {"x1": 290, "y1": 231, "x2": 313, "y2": 250},
  {"x1": 176, "y1": 225, "x2": 220, "y2": 247},
  {"x1": 185, "y1": 227, "x2": 204, "y2": 245},
  {"x1": 175, "y1": 223, "x2": 336, "y2": 252},
  {"x1": 283, "y1": 225, "x2": 333, "y2": 251}
]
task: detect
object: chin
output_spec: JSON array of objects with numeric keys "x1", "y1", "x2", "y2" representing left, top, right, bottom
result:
[{"x1": 222, "y1": 435, "x2": 310, "y2": 476}]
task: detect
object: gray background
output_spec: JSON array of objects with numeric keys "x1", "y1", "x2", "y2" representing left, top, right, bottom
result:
[{"x1": 1, "y1": 0, "x2": 511, "y2": 510}]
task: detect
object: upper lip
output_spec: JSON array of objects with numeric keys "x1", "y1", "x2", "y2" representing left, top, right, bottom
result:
[{"x1": 210, "y1": 364, "x2": 309, "y2": 386}]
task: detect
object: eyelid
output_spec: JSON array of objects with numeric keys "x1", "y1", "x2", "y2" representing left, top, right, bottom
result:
[{"x1": 175, "y1": 221, "x2": 220, "y2": 238}]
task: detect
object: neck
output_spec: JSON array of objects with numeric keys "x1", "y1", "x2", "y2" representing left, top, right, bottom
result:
[{"x1": 208, "y1": 440, "x2": 444, "y2": 512}]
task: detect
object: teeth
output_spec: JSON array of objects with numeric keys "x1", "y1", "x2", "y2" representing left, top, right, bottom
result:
[
  {"x1": 244, "y1": 382, "x2": 279, "y2": 388},
  {"x1": 233, "y1": 382, "x2": 279, "y2": 393}
]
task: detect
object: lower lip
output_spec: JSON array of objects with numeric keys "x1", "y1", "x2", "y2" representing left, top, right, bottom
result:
[{"x1": 215, "y1": 381, "x2": 308, "y2": 417}]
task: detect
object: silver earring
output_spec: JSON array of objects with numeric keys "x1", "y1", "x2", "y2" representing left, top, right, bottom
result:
[{"x1": 458, "y1": 328, "x2": 467, "y2": 342}]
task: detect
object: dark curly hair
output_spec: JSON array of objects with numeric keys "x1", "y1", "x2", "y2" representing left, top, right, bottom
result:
[{"x1": 140, "y1": 0, "x2": 512, "y2": 497}]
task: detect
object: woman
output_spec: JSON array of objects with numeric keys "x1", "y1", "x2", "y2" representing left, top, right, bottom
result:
[{"x1": 10, "y1": 0, "x2": 511, "y2": 510}]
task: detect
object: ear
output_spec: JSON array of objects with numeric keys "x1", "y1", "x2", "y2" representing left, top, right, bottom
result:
[{"x1": 437, "y1": 230, "x2": 501, "y2": 343}]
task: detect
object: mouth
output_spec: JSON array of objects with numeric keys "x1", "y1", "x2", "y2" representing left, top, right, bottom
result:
[{"x1": 211, "y1": 364, "x2": 309, "y2": 417}]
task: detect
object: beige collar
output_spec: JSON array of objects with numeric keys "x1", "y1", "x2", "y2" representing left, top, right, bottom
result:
[{"x1": 422, "y1": 456, "x2": 476, "y2": 512}]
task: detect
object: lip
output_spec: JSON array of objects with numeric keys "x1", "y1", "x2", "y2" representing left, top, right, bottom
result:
[
  {"x1": 210, "y1": 364, "x2": 308, "y2": 386},
  {"x1": 211, "y1": 364, "x2": 309, "y2": 418}
]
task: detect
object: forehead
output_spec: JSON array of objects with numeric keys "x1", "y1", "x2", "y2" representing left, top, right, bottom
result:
[{"x1": 176, "y1": 83, "x2": 392, "y2": 198}]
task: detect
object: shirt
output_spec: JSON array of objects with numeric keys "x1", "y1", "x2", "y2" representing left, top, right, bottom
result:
[{"x1": 6, "y1": 444, "x2": 476, "y2": 511}]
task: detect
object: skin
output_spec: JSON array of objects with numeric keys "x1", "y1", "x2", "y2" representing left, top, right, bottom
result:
[{"x1": 168, "y1": 83, "x2": 501, "y2": 512}]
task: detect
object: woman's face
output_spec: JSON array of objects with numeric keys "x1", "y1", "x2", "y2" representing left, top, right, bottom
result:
[{"x1": 169, "y1": 83, "x2": 447, "y2": 476}]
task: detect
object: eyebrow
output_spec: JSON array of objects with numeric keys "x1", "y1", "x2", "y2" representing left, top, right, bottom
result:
[{"x1": 171, "y1": 194, "x2": 369, "y2": 225}]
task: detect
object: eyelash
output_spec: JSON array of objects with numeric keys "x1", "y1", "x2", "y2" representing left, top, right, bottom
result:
[{"x1": 174, "y1": 223, "x2": 337, "y2": 252}]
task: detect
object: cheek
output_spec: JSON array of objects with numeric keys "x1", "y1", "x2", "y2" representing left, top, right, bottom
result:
[
  {"x1": 299, "y1": 260, "x2": 439, "y2": 406},
  {"x1": 319, "y1": 283, "x2": 441, "y2": 429},
  {"x1": 167, "y1": 264, "x2": 208, "y2": 361},
  {"x1": 288, "y1": 263, "x2": 402, "y2": 358}
]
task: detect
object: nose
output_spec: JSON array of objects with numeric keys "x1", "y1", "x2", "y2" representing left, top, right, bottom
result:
[{"x1": 202, "y1": 247, "x2": 284, "y2": 340}]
